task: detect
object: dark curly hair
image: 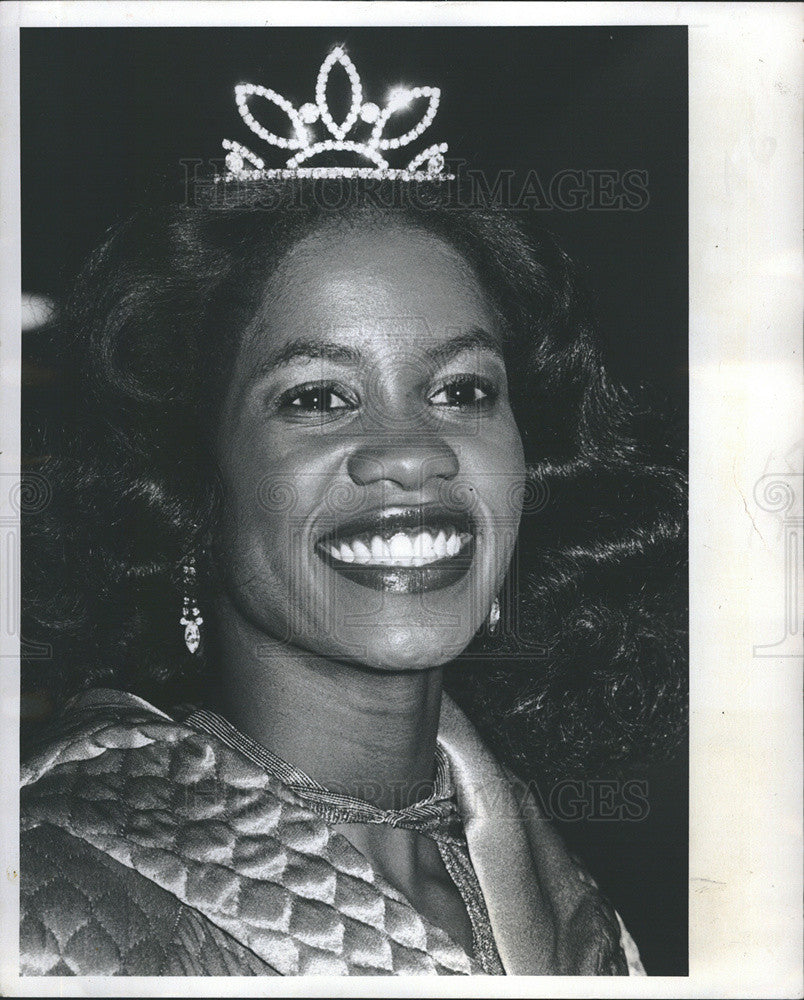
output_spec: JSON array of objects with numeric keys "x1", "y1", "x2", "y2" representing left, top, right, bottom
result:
[{"x1": 22, "y1": 177, "x2": 687, "y2": 781}]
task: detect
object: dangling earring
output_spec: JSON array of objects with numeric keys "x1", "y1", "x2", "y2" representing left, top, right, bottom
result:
[
  {"x1": 180, "y1": 558, "x2": 203, "y2": 654},
  {"x1": 488, "y1": 596, "x2": 501, "y2": 634}
]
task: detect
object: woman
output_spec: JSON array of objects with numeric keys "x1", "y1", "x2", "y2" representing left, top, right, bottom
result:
[{"x1": 19, "y1": 169, "x2": 685, "y2": 975}]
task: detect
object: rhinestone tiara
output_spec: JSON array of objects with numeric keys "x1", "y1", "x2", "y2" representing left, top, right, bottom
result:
[{"x1": 220, "y1": 45, "x2": 454, "y2": 182}]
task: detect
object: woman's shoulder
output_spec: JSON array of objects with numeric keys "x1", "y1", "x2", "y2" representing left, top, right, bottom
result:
[
  {"x1": 19, "y1": 689, "x2": 276, "y2": 974},
  {"x1": 20, "y1": 689, "x2": 479, "y2": 977},
  {"x1": 20, "y1": 821, "x2": 277, "y2": 975}
]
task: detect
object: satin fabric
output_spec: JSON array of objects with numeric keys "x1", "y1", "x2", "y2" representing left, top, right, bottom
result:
[
  {"x1": 20, "y1": 687, "x2": 643, "y2": 976},
  {"x1": 439, "y1": 696, "x2": 643, "y2": 974}
]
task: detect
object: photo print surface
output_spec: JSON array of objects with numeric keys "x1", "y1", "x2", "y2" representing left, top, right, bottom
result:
[{"x1": 19, "y1": 25, "x2": 688, "y2": 978}]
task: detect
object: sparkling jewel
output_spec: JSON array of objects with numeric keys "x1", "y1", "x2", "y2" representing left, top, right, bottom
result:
[
  {"x1": 315, "y1": 46, "x2": 362, "y2": 142},
  {"x1": 221, "y1": 45, "x2": 454, "y2": 181},
  {"x1": 222, "y1": 138, "x2": 265, "y2": 174},
  {"x1": 488, "y1": 597, "x2": 501, "y2": 632},
  {"x1": 388, "y1": 87, "x2": 414, "y2": 109},
  {"x1": 184, "y1": 622, "x2": 200, "y2": 654},
  {"x1": 235, "y1": 82, "x2": 308, "y2": 149},
  {"x1": 181, "y1": 560, "x2": 203, "y2": 654}
]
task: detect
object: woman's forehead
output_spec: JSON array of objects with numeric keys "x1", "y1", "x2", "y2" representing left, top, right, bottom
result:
[{"x1": 243, "y1": 221, "x2": 499, "y2": 355}]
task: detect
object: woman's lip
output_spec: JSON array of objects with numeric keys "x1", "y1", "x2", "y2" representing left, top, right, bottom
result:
[
  {"x1": 316, "y1": 537, "x2": 475, "y2": 594},
  {"x1": 315, "y1": 503, "x2": 475, "y2": 547}
]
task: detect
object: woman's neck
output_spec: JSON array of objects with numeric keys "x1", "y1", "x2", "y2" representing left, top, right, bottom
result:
[{"x1": 213, "y1": 596, "x2": 443, "y2": 810}]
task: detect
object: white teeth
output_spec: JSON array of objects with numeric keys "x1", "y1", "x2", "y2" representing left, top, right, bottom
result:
[
  {"x1": 324, "y1": 526, "x2": 471, "y2": 566},
  {"x1": 371, "y1": 535, "x2": 389, "y2": 562},
  {"x1": 412, "y1": 532, "x2": 431, "y2": 560},
  {"x1": 351, "y1": 538, "x2": 371, "y2": 563},
  {"x1": 389, "y1": 533, "x2": 414, "y2": 566}
]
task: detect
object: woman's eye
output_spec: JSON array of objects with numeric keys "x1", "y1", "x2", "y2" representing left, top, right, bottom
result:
[
  {"x1": 277, "y1": 383, "x2": 355, "y2": 414},
  {"x1": 428, "y1": 376, "x2": 497, "y2": 409}
]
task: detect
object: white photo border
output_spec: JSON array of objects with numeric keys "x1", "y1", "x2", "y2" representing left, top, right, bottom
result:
[{"x1": 1, "y1": 3, "x2": 801, "y2": 997}]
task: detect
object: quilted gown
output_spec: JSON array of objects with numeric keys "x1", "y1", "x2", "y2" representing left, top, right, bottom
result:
[{"x1": 19, "y1": 688, "x2": 645, "y2": 976}]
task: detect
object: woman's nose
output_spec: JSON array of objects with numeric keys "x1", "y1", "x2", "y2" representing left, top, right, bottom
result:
[{"x1": 347, "y1": 437, "x2": 459, "y2": 491}]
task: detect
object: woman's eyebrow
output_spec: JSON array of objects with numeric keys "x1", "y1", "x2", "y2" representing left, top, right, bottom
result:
[
  {"x1": 249, "y1": 328, "x2": 504, "y2": 383},
  {"x1": 248, "y1": 338, "x2": 363, "y2": 382},
  {"x1": 425, "y1": 328, "x2": 505, "y2": 366}
]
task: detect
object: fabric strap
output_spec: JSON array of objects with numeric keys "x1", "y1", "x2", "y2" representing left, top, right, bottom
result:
[
  {"x1": 184, "y1": 708, "x2": 460, "y2": 835},
  {"x1": 185, "y1": 707, "x2": 504, "y2": 974}
]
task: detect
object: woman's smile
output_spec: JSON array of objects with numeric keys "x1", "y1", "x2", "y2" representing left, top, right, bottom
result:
[{"x1": 314, "y1": 502, "x2": 476, "y2": 593}]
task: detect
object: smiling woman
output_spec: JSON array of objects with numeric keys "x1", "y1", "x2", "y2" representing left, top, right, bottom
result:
[
  {"x1": 215, "y1": 221, "x2": 523, "y2": 677},
  {"x1": 19, "y1": 175, "x2": 684, "y2": 976}
]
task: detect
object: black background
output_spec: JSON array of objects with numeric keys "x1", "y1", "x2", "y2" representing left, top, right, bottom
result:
[{"x1": 20, "y1": 26, "x2": 688, "y2": 975}]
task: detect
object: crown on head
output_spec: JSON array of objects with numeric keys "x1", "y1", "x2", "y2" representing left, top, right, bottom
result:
[{"x1": 220, "y1": 45, "x2": 454, "y2": 182}]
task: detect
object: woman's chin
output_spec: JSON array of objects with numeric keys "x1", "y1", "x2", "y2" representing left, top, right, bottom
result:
[{"x1": 334, "y1": 625, "x2": 473, "y2": 673}]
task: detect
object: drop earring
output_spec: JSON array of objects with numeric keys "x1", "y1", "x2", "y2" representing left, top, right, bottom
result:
[
  {"x1": 488, "y1": 596, "x2": 501, "y2": 635},
  {"x1": 180, "y1": 558, "x2": 203, "y2": 654}
]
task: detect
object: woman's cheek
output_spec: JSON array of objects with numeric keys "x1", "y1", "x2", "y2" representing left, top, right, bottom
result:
[
  {"x1": 467, "y1": 416, "x2": 525, "y2": 491},
  {"x1": 471, "y1": 420, "x2": 525, "y2": 569}
]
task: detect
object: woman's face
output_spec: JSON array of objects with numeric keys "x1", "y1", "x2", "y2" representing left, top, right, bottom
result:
[{"x1": 215, "y1": 221, "x2": 526, "y2": 671}]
